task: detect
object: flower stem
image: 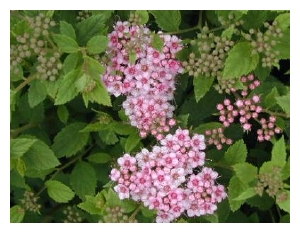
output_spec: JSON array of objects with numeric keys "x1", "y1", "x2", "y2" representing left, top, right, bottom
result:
[
  {"x1": 128, "y1": 203, "x2": 143, "y2": 221},
  {"x1": 15, "y1": 75, "x2": 36, "y2": 93},
  {"x1": 263, "y1": 109, "x2": 289, "y2": 118},
  {"x1": 10, "y1": 123, "x2": 37, "y2": 138}
]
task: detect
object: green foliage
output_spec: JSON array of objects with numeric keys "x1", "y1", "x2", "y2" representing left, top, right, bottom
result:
[
  {"x1": 228, "y1": 176, "x2": 248, "y2": 212},
  {"x1": 149, "y1": 10, "x2": 181, "y2": 31},
  {"x1": 45, "y1": 180, "x2": 75, "y2": 203},
  {"x1": 10, "y1": 205, "x2": 25, "y2": 223},
  {"x1": 233, "y1": 162, "x2": 257, "y2": 184},
  {"x1": 59, "y1": 21, "x2": 76, "y2": 40},
  {"x1": 28, "y1": 79, "x2": 47, "y2": 108},
  {"x1": 87, "y1": 35, "x2": 108, "y2": 55},
  {"x1": 193, "y1": 75, "x2": 214, "y2": 102},
  {"x1": 52, "y1": 34, "x2": 80, "y2": 53},
  {"x1": 223, "y1": 140, "x2": 247, "y2": 165}
]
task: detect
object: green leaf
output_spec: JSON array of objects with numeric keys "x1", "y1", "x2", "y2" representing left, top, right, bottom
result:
[
  {"x1": 46, "y1": 78, "x2": 61, "y2": 99},
  {"x1": 55, "y1": 69, "x2": 80, "y2": 105},
  {"x1": 98, "y1": 130, "x2": 119, "y2": 145},
  {"x1": 112, "y1": 123, "x2": 136, "y2": 135},
  {"x1": 263, "y1": 87, "x2": 279, "y2": 109},
  {"x1": 10, "y1": 90, "x2": 17, "y2": 112},
  {"x1": 45, "y1": 180, "x2": 75, "y2": 203},
  {"x1": 82, "y1": 80, "x2": 112, "y2": 107},
  {"x1": 63, "y1": 53, "x2": 79, "y2": 74},
  {"x1": 242, "y1": 10, "x2": 268, "y2": 30},
  {"x1": 87, "y1": 35, "x2": 108, "y2": 55},
  {"x1": 275, "y1": 13, "x2": 290, "y2": 29},
  {"x1": 136, "y1": 10, "x2": 149, "y2": 24},
  {"x1": 271, "y1": 136, "x2": 287, "y2": 166},
  {"x1": 141, "y1": 206, "x2": 156, "y2": 218},
  {"x1": 246, "y1": 192, "x2": 274, "y2": 210},
  {"x1": 228, "y1": 176, "x2": 248, "y2": 212},
  {"x1": 149, "y1": 10, "x2": 181, "y2": 31},
  {"x1": 276, "y1": 93, "x2": 290, "y2": 115},
  {"x1": 273, "y1": 29, "x2": 290, "y2": 60},
  {"x1": 10, "y1": 138, "x2": 37, "y2": 159},
  {"x1": 176, "y1": 114, "x2": 190, "y2": 128},
  {"x1": 233, "y1": 187, "x2": 256, "y2": 201},
  {"x1": 221, "y1": 25, "x2": 235, "y2": 39},
  {"x1": 57, "y1": 105, "x2": 69, "y2": 124},
  {"x1": 70, "y1": 161, "x2": 97, "y2": 200},
  {"x1": 223, "y1": 42, "x2": 259, "y2": 79},
  {"x1": 125, "y1": 132, "x2": 141, "y2": 153},
  {"x1": 223, "y1": 140, "x2": 247, "y2": 165},
  {"x1": 28, "y1": 79, "x2": 47, "y2": 108},
  {"x1": 52, "y1": 34, "x2": 80, "y2": 53},
  {"x1": 129, "y1": 52, "x2": 136, "y2": 65},
  {"x1": 281, "y1": 157, "x2": 290, "y2": 180},
  {"x1": 10, "y1": 170, "x2": 26, "y2": 188},
  {"x1": 87, "y1": 153, "x2": 111, "y2": 164},
  {"x1": 276, "y1": 190, "x2": 290, "y2": 213},
  {"x1": 52, "y1": 122, "x2": 89, "y2": 158},
  {"x1": 59, "y1": 21, "x2": 76, "y2": 40},
  {"x1": 193, "y1": 75, "x2": 215, "y2": 102},
  {"x1": 151, "y1": 34, "x2": 164, "y2": 52},
  {"x1": 15, "y1": 158, "x2": 26, "y2": 177},
  {"x1": 10, "y1": 205, "x2": 25, "y2": 223},
  {"x1": 80, "y1": 122, "x2": 110, "y2": 132},
  {"x1": 78, "y1": 194, "x2": 105, "y2": 215},
  {"x1": 233, "y1": 162, "x2": 258, "y2": 184},
  {"x1": 83, "y1": 56, "x2": 106, "y2": 78},
  {"x1": 23, "y1": 139, "x2": 60, "y2": 171}
]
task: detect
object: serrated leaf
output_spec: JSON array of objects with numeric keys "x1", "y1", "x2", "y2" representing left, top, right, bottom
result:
[
  {"x1": 149, "y1": 10, "x2": 181, "y2": 31},
  {"x1": 45, "y1": 180, "x2": 75, "y2": 203},
  {"x1": 45, "y1": 78, "x2": 61, "y2": 99},
  {"x1": 16, "y1": 158, "x2": 26, "y2": 176},
  {"x1": 87, "y1": 35, "x2": 108, "y2": 55},
  {"x1": 263, "y1": 87, "x2": 279, "y2": 109},
  {"x1": 80, "y1": 122, "x2": 110, "y2": 132},
  {"x1": 59, "y1": 21, "x2": 76, "y2": 40},
  {"x1": 223, "y1": 140, "x2": 247, "y2": 165},
  {"x1": 176, "y1": 114, "x2": 189, "y2": 128},
  {"x1": 52, "y1": 34, "x2": 80, "y2": 53},
  {"x1": 70, "y1": 161, "x2": 97, "y2": 200},
  {"x1": 271, "y1": 136, "x2": 287, "y2": 166},
  {"x1": 221, "y1": 25, "x2": 235, "y2": 39},
  {"x1": 125, "y1": 132, "x2": 140, "y2": 153},
  {"x1": 98, "y1": 130, "x2": 119, "y2": 145},
  {"x1": 242, "y1": 10, "x2": 268, "y2": 30},
  {"x1": 194, "y1": 75, "x2": 215, "y2": 102},
  {"x1": 273, "y1": 29, "x2": 290, "y2": 60},
  {"x1": 233, "y1": 162, "x2": 258, "y2": 184},
  {"x1": 233, "y1": 187, "x2": 256, "y2": 201},
  {"x1": 87, "y1": 153, "x2": 111, "y2": 164},
  {"x1": 193, "y1": 122, "x2": 223, "y2": 134},
  {"x1": 275, "y1": 13, "x2": 290, "y2": 29},
  {"x1": 83, "y1": 56, "x2": 106, "y2": 78},
  {"x1": 136, "y1": 10, "x2": 149, "y2": 24},
  {"x1": 63, "y1": 53, "x2": 79, "y2": 74},
  {"x1": 151, "y1": 34, "x2": 164, "y2": 52},
  {"x1": 52, "y1": 122, "x2": 89, "y2": 158},
  {"x1": 276, "y1": 190, "x2": 290, "y2": 213},
  {"x1": 276, "y1": 94, "x2": 290, "y2": 115},
  {"x1": 246, "y1": 192, "x2": 274, "y2": 210},
  {"x1": 141, "y1": 206, "x2": 156, "y2": 217},
  {"x1": 223, "y1": 42, "x2": 259, "y2": 79},
  {"x1": 82, "y1": 80, "x2": 112, "y2": 107},
  {"x1": 10, "y1": 170, "x2": 26, "y2": 188},
  {"x1": 112, "y1": 123, "x2": 136, "y2": 135},
  {"x1": 78, "y1": 193, "x2": 105, "y2": 215},
  {"x1": 55, "y1": 69, "x2": 80, "y2": 105},
  {"x1": 281, "y1": 157, "x2": 290, "y2": 180},
  {"x1": 10, "y1": 205, "x2": 25, "y2": 223},
  {"x1": 228, "y1": 176, "x2": 248, "y2": 212},
  {"x1": 28, "y1": 79, "x2": 47, "y2": 108},
  {"x1": 57, "y1": 105, "x2": 69, "y2": 124},
  {"x1": 23, "y1": 139, "x2": 60, "y2": 171},
  {"x1": 10, "y1": 138, "x2": 37, "y2": 159},
  {"x1": 203, "y1": 213, "x2": 218, "y2": 223}
]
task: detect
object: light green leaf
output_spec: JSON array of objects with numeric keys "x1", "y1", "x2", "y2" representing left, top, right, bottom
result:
[
  {"x1": 45, "y1": 78, "x2": 61, "y2": 99},
  {"x1": 271, "y1": 136, "x2": 287, "y2": 166},
  {"x1": 275, "y1": 13, "x2": 290, "y2": 29},
  {"x1": 59, "y1": 21, "x2": 76, "y2": 40},
  {"x1": 87, "y1": 35, "x2": 108, "y2": 55},
  {"x1": 125, "y1": 132, "x2": 141, "y2": 153},
  {"x1": 276, "y1": 190, "x2": 290, "y2": 213},
  {"x1": 28, "y1": 79, "x2": 47, "y2": 108},
  {"x1": 52, "y1": 122, "x2": 89, "y2": 158},
  {"x1": 193, "y1": 75, "x2": 215, "y2": 102},
  {"x1": 63, "y1": 53, "x2": 79, "y2": 74},
  {"x1": 45, "y1": 180, "x2": 75, "y2": 203},
  {"x1": 70, "y1": 161, "x2": 97, "y2": 200},
  {"x1": 55, "y1": 69, "x2": 80, "y2": 105},
  {"x1": 149, "y1": 10, "x2": 181, "y2": 31},
  {"x1": 276, "y1": 93, "x2": 290, "y2": 115},
  {"x1": 129, "y1": 52, "x2": 136, "y2": 65},
  {"x1": 151, "y1": 34, "x2": 164, "y2": 52},
  {"x1": 10, "y1": 138, "x2": 37, "y2": 159},
  {"x1": 223, "y1": 42, "x2": 259, "y2": 79},
  {"x1": 78, "y1": 193, "x2": 105, "y2": 215},
  {"x1": 57, "y1": 105, "x2": 69, "y2": 124},
  {"x1": 82, "y1": 80, "x2": 112, "y2": 107},
  {"x1": 87, "y1": 153, "x2": 111, "y2": 164},
  {"x1": 141, "y1": 206, "x2": 156, "y2": 217},
  {"x1": 176, "y1": 114, "x2": 190, "y2": 128},
  {"x1": 10, "y1": 90, "x2": 17, "y2": 112},
  {"x1": 83, "y1": 56, "x2": 106, "y2": 78},
  {"x1": 80, "y1": 122, "x2": 110, "y2": 132},
  {"x1": 136, "y1": 10, "x2": 149, "y2": 24},
  {"x1": 10, "y1": 205, "x2": 25, "y2": 223},
  {"x1": 15, "y1": 158, "x2": 26, "y2": 176},
  {"x1": 228, "y1": 176, "x2": 248, "y2": 212},
  {"x1": 263, "y1": 87, "x2": 279, "y2": 109},
  {"x1": 221, "y1": 25, "x2": 235, "y2": 39},
  {"x1": 223, "y1": 140, "x2": 247, "y2": 165},
  {"x1": 112, "y1": 123, "x2": 136, "y2": 135},
  {"x1": 233, "y1": 187, "x2": 256, "y2": 201},
  {"x1": 52, "y1": 34, "x2": 80, "y2": 53},
  {"x1": 281, "y1": 157, "x2": 290, "y2": 180},
  {"x1": 23, "y1": 139, "x2": 60, "y2": 171},
  {"x1": 233, "y1": 162, "x2": 258, "y2": 184},
  {"x1": 273, "y1": 29, "x2": 290, "y2": 60}
]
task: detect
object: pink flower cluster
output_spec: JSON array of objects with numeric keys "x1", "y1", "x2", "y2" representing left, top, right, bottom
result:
[
  {"x1": 110, "y1": 128, "x2": 227, "y2": 223},
  {"x1": 102, "y1": 21, "x2": 183, "y2": 139}
]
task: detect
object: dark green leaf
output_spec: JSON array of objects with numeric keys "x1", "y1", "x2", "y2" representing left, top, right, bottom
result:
[
  {"x1": 223, "y1": 42, "x2": 259, "y2": 79},
  {"x1": 242, "y1": 10, "x2": 268, "y2": 30},
  {"x1": 246, "y1": 192, "x2": 274, "y2": 210},
  {"x1": 176, "y1": 114, "x2": 190, "y2": 128},
  {"x1": 87, "y1": 153, "x2": 111, "y2": 164},
  {"x1": 141, "y1": 206, "x2": 156, "y2": 217},
  {"x1": 149, "y1": 10, "x2": 181, "y2": 31},
  {"x1": 80, "y1": 122, "x2": 110, "y2": 132},
  {"x1": 223, "y1": 140, "x2": 247, "y2": 165},
  {"x1": 273, "y1": 29, "x2": 290, "y2": 60},
  {"x1": 52, "y1": 34, "x2": 80, "y2": 53},
  {"x1": 28, "y1": 79, "x2": 47, "y2": 108},
  {"x1": 10, "y1": 138, "x2": 37, "y2": 159},
  {"x1": 98, "y1": 130, "x2": 119, "y2": 145},
  {"x1": 10, "y1": 205, "x2": 25, "y2": 223},
  {"x1": 63, "y1": 53, "x2": 79, "y2": 74},
  {"x1": 10, "y1": 90, "x2": 17, "y2": 112},
  {"x1": 276, "y1": 93, "x2": 290, "y2": 115},
  {"x1": 125, "y1": 132, "x2": 141, "y2": 153},
  {"x1": 112, "y1": 123, "x2": 136, "y2": 135},
  {"x1": 233, "y1": 162, "x2": 258, "y2": 184},
  {"x1": 71, "y1": 161, "x2": 97, "y2": 200},
  {"x1": 87, "y1": 35, "x2": 108, "y2": 55},
  {"x1": 59, "y1": 21, "x2": 76, "y2": 40},
  {"x1": 45, "y1": 180, "x2": 75, "y2": 203},
  {"x1": 263, "y1": 87, "x2": 279, "y2": 109},
  {"x1": 151, "y1": 34, "x2": 164, "y2": 52},
  {"x1": 228, "y1": 176, "x2": 248, "y2": 212},
  {"x1": 193, "y1": 122, "x2": 223, "y2": 134},
  {"x1": 233, "y1": 187, "x2": 256, "y2": 201},
  {"x1": 52, "y1": 122, "x2": 89, "y2": 158},
  {"x1": 57, "y1": 105, "x2": 69, "y2": 124},
  {"x1": 271, "y1": 136, "x2": 287, "y2": 166},
  {"x1": 193, "y1": 75, "x2": 215, "y2": 102},
  {"x1": 10, "y1": 170, "x2": 26, "y2": 188}
]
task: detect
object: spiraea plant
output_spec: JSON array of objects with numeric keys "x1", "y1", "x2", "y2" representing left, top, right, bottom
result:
[{"x1": 10, "y1": 10, "x2": 289, "y2": 223}]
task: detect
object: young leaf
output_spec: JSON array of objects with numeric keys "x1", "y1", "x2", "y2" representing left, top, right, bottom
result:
[
  {"x1": 10, "y1": 205, "x2": 25, "y2": 223},
  {"x1": 136, "y1": 10, "x2": 149, "y2": 24},
  {"x1": 52, "y1": 122, "x2": 89, "y2": 158},
  {"x1": 275, "y1": 13, "x2": 290, "y2": 30},
  {"x1": 228, "y1": 176, "x2": 248, "y2": 212},
  {"x1": 78, "y1": 194, "x2": 105, "y2": 215},
  {"x1": 57, "y1": 105, "x2": 69, "y2": 124},
  {"x1": 151, "y1": 34, "x2": 164, "y2": 52},
  {"x1": 221, "y1": 25, "x2": 235, "y2": 39},
  {"x1": 87, "y1": 35, "x2": 108, "y2": 55},
  {"x1": 223, "y1": 42, "x2": 259, "y2": 79},
  {"x1": 271, "y1": 136, "x2": 287, "y2": 166},
  {"x1": 82, "y1": 80, "x2": 112, "y2": 107},
  {"x1": 23, "y1": 139, "x2": 60, "y2": 171},
  {"x1": 59, "y1": 21, "x2": 76, "y2": 40},
  {"x1": 276, "y1": 190, "x2": 290, "y2": 213},
  {"x1": 87, "y1": 153, "x2": 111, "y2": 164},
  {"x1": 223, "y1": 140, "x2": 247, "y2": 165},
  {"x1": 45, "y1": 180, "x2": 75, "y2": 203},
  {"x1": 10, "y1": 138, "x2": 37, "y2": 159},
  {"x1": 149, "y1": 10, "x2": 181, "y2": 31},
  {"x1": 52, "y1": 34, "x2": 80, "y2": 53},
  {"x1": 233, "y1": 162, "x2": 258, "y2": 184},
  {"x1": 263, "y1": 87, "x2": 279, "y2": 109},
  {"x1": 275, "y1": 93, "x2": 290, "y2": 115},
  {"x1": 233, "y1": 187, "x2": 256, "y2": 201},
  {"x1": 193, "y1": 75, "x2": 215, "y2": 102},
  {"x1": 28, "y1": 79, "x2": 47, "y2": 108},
  {"x1": 70, "y1": 161, "x2": 97, "y2": 200},
  {"x1": 63, "y1": 53, "x2": 79, "y2": 74},
  {"x1": 83, "y1": 56, "x2": 106, "y2": 78},
  {"x1": 125, "y1": 132, "x2": 141, "y2": 153}
]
